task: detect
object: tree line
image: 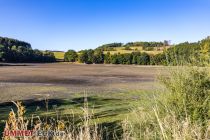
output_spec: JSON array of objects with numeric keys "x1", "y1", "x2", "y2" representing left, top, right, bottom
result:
[
  {"x1": 164, "y1": 38, "x2": 210, "y2": 65},
  {"x1": 1, "y1": 36, "x2": 209, "y2": 64},
  {"x1": 65, "y1": 37, "x2": 210, "y2": 65},
  {"x1": 0, "y1": 37, "x2": 56, "y2": 62},
  {"x1": 96, "y1": 41, "x2": 170, "y2": 51},
  {"x1": 65, "y1": 49, "x2": 161, "y2": 65}
]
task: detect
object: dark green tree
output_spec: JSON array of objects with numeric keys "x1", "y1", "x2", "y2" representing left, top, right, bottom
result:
[
  {"x1": 64, "y1": 50, "x2": 78, "y2": 62},
  {"x1": 137, "y1": 52, "x2": 150, "y2": 65},
  {"x1": 93, "y1": 49, "x2": 104, "y2": 64},
  {"x1": 104, "y1": 52, "x2": 111, "y2": 64},
  {"x1": 131, "y1": 52, "x2": 141, "y2": 64}
]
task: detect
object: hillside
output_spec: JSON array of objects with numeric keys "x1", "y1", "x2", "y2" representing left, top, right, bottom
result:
[
  {"x1": 103, "y1": 46, "x2": 170, "y2": 55},
  {"x1": 53, "y1": 41, "x2": 171, "y2": 60}
]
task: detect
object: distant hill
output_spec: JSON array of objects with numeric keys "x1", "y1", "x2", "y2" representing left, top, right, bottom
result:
[{"x1": 95, "y1": 41, "x2": 171, "y2": 55}]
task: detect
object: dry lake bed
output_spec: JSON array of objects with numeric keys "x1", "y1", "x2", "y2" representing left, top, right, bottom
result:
[{"x1": 0, "y1": 63, "x2": 165, "y2": 103}]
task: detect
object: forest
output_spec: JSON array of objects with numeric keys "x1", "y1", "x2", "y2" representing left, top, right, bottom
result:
[{"x1": 0, "y1": 37, "x2": 56, "y2": 62}]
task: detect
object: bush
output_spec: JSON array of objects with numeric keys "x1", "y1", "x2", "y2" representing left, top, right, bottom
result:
[
  {"x1": 124, "y1": 66, "x2": 210, "y2": 139},
  {"x1": 64, "y1": 50, "x2": 78, "y2": 62},
  {"x1": 160, "y1": 67, "x2": 210, "y2": 125}
]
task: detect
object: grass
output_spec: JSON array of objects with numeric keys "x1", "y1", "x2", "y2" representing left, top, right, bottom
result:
[
  {"x1": 124, "y1": 66, "x2": 210, "y2": 139},
  {"x1": 52, "y1": 51, "x2": 65, "y2": 60},
  {"x1": 0, "y1": 90, "x2": 153, "y2": 138}
]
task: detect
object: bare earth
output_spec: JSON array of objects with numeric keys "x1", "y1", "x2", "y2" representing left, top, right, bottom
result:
[{"x1": 0, "y1": 63, "x2": 165, "y2": 103}]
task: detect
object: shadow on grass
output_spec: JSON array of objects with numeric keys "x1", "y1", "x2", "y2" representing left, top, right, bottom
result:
[{"x1": 0, "y1": 96, "x2": 127, "y2": 138}]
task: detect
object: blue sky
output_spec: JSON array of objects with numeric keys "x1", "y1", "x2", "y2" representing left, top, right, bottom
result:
[{"x1": 0, "y1": 0, "x2": 210, "y2": 51}]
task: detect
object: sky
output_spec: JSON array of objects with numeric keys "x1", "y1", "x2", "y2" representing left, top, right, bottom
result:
[{"x1": 0, "y1": 0, "x2": 210, "y2": 51}]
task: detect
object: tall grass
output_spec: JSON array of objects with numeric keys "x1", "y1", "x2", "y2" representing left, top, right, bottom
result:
[
  {"x1": 3, "y1": 98, "x2": 102, "y2": 140},
  {"x1": 124, "y1": 66, "x2": 210, "y2": 139}
]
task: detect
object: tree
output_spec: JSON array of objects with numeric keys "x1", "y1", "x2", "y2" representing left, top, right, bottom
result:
[
  {"x1": 42, "y1": 51, "x2": 56, "y2": 62},
  {"x1": 78, "y1": 49, "x2": 94, "y2": 64},
  {"x1": 87, "y1": 49, "x2": 94, "y2": 64},
  {"x1": 97, "y1": 43, "x2": 123, "y2": 51},
  {"x1": 122, "y1": 53, "x2": 132, "y2": 64},
  {"x1": 64, "y1": 50, "x2": 78, "y2": 62},
  {"x1": 93, "y1": 49, "x2": 104, "y2": 64},
  {"x1": 0, "y1": 44, "x2": 4, "y2": 61},
  {"x1": 78, "y1": 50, "x2": 88, "y2": 63},
  {"x1": 132, "y1": 52, "x2": 141, "y2": 64},
  {"x1": 111, "y1": 54, "x2": 119, "y2": 64},
  {"x1": 200, "y1": 38, "x2": 210, "y2": 64},
  {"x1": 104, "y1": 52, "x2": 111, "y2": 64},
  {"x1": 137, "y1": 52, "x2": 150, "y2": 65},
  {"x1": 150, "y1": 53, "x2": 166, "y2": 65}
]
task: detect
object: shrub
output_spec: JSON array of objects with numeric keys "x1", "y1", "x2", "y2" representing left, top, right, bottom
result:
[
  {"x1": 160, "y1": 67, "x2": 210, "y2": 125},
  {"x1": 124, "y1": 66, "x2": 210, "y2": 139},
  {"x1": 64, "y1": 50, "x2": 78, "y2": 62}
]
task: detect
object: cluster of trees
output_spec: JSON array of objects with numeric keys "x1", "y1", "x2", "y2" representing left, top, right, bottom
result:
[
  {"x1": 164, "y1": 39, "x2": 210, "y2": 65},
  {"x1": 64, "y1": 49, "x2": 104, "y2": 64},
  {"x1": 0, "y1": 37, "x2": 56, "y2": 62},
  {"x1": 97, "y1": 43, "x2": 123, "y2": 51},
  {"x1": 105, "y1": 52, "x2": 150, "y2": 65},
  {"x1": 64, "y1": 49, "x2": 153, "y2": 65},
  {"x1": 96, "y1": 41, "x2": 169, "y2": 51},
  {"x1": 125, "y1": 41, "x2": 166, "y2": 47},
  {"x1": 151, "y1": 38, "x2": 210, "y2": 65}
]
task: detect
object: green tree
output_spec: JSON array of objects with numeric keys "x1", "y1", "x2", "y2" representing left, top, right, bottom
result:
[
  {"x1": 64, "y1": 50, "x2": 78, "y2": 62},
  {"x1": 132, "y1": 52, "x2": 141, "y2": 64},
  {"x1": 123, "y1": 53, "x2": 132, "y2": 64},
  {"x1": 0, "y1": 44, "x2": 5, "y2": 61},
  {"x1": 137, "y1": 52, "x2": 150, "y2": 65},
  {"x1": 78, "y1": 49, "x2": 94, "y2": 64},
  {"x1": 93, "y1": 49, "x2": 104, "y2": 64},
  {"x1": 150, "y1": 53, "x2": 166, "y2": 65},
  {"x1": 87, "y1": 49, "x2": 94, "y2": 64},
  {"x1": 111, "y1": 54, "x2": 119, "y2": 64},
  {"x1": 200, "y1": 38, "x2": 210, "y2": 65},
  {"x1": 78, "y1": 50, "x2": 88, "y2": 63},
  {"x1": 104, "y1": 52, "x2": 111, "y2": 64}
]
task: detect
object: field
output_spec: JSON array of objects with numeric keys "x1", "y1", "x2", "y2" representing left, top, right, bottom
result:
[
  {"x1": 0, "y1": 63, "x2": 165, "y2": 135},
  {"x1": 52, "y1": 51, "x2": 65, "y2": 60}
]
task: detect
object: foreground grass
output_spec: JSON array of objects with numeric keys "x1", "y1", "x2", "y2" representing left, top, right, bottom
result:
[
  {"x1": 1, "y1": 66, "x2": 209, "y2": 139},
  {"x1": 125, "y1": 66, "x2": 210, "y2": 139},
  {"x1": 0, "y1": 90, "x2": 153, "y2": 139}
]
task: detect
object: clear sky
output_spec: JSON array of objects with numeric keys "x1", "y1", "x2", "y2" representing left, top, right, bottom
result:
[{"x1": 0, "y1": 0, "x2": 210, "y2": 51}]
